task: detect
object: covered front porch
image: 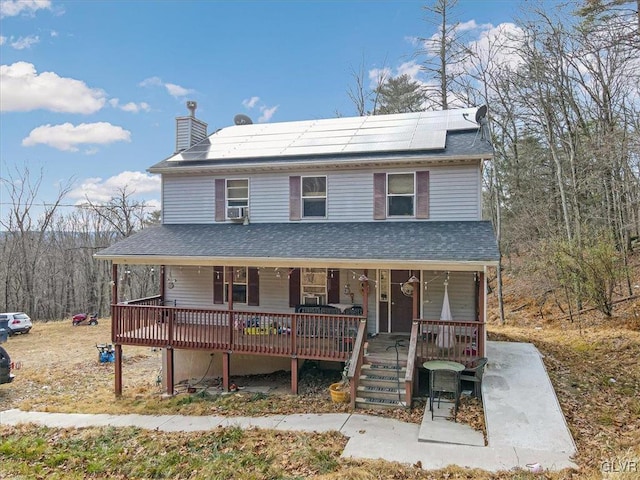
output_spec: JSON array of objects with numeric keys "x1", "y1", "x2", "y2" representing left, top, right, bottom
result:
[{"x1": 96, "y1": 221, "x2": 498, "y2": 408}]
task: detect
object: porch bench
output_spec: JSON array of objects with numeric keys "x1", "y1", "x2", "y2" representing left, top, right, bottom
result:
[{"x1": 295, "y1": 304, "x2": 363, "y2": 315}]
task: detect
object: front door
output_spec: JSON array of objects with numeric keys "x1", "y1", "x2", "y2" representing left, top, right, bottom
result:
[{"x1": 390, "y1": 270, "x2": 416, "y2": 332}]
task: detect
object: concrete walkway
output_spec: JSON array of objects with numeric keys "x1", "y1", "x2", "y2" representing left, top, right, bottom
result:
[{"x1": 0, "y1": 341, "x2": 577, "y2": 473}]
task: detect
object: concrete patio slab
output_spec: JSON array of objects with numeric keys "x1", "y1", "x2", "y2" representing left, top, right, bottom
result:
[
  {"x1": 418, "y1": 402, "x2": 485, "y2": 446},
  {"x1": 484, "y1": 342, "x2": 576, "y2": 455}
]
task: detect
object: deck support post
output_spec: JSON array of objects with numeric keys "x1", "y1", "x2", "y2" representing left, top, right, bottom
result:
[
  {"x1": 291, "y1": 357, "x2": 299, "y2": 394},
  {"x1": 165, "y1": 347, "x2": 174, "y2": 396},
  {"x1": 114, "y1": 344, "x2": 122, "y2": 397},
  {"x1": 222, "y1": 351, "x2": 230, "y2": 391}
]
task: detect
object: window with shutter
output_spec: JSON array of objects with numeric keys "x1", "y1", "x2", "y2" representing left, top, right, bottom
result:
[
  {"x1": 302, "y1": 176, "x2": 326, "y2": 217},
  {"x1": 225, "y1": 267, "x2": 247, "y2": 303},
  {"x1": 387, "y1": 173, "x2": 415, "y2": 216}
]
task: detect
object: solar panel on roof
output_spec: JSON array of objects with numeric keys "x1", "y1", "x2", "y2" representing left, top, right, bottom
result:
[{"x1": 166, "y1": 107, "x2": 480, "y2": 162}]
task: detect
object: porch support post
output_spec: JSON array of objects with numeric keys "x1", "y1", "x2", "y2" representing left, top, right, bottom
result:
[
  {"x1": 222, "y1": 351, "x2": 230, "y2": 391},
  {"x1": 165, "y1": 347, "x2": 174, "y2": 396},
  {"x1": 362, "y1": 268, "x2": 369, "y2": 318},
  {"x1": 114, "y1": 344, "x2": 122, "y2": 397},
  {"x1": 111, "y1": 263, "x2": 118, "y2": 344},
  {"x1": 291, "y1": 357, "x2": 299, "y2": 394},
  {"x1": 160, "y1": 265, "x2": 166, "y2": 301},
  {"x1": 411, "y1": 276, "x2": 419, "y2": 321},
  {"x1": 227, "y1": 267, "x2": 234, "y2": 347},
  {"x1": 111, "y1": 263, "x2": 118, "y2": 302}
]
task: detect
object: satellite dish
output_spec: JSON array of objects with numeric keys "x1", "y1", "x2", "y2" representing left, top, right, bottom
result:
[
  {"x1": 474, "y1": 105, "x2": 488, "y2": 124},
  {"x1": 234, "y1": 114, "x2": 253, "y2": 125}
]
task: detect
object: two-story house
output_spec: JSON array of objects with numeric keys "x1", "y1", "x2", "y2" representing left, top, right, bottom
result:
[{"x1": 95, "y1": 103, "x2": 499, "y2": 409}]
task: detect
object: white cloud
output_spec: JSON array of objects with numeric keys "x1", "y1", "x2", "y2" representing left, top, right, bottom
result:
[
  {"x1": 456, "y1": 20, "x2": 479, "y2": 32},
  {"x1": 0, "y1": 62, "x2": 106, "y2": 113},
  {"x1": 0, "y1": 0, "x2": 51, "y2": 18},
  {"x1": 242, "y1": 96, "x2": 260, "y2": 109},
  {"x1": 165, "y1": 82, "x2": 192, "y2": 97},
  {"x1": 0, "y1": 36, "x2": 6, "y2": 45},
  {"x1": 139, "y1": 76, "x2": 163, "y2": 88},
  {"x1": 259, "y1": 105, "x2": 278, "y2": 122},
  {"x1": 10, "y1": 34, "x2": 40, "y2": 49},
  {"x1": 22, "y1": 122, "x2": 131, "y2": 151},
  {"x1": 50, "y1": 30, "x2": 58, "y2": 37},
  {"x1": 396, "y1": 61, "x2": 422, "y2": 82},
  {"x1": 109, "y1": 98, "x2": 150, "y2": 113},
  {"x1": 139, "y1": 76, "x2": 194, "y2": 98},
  {"x1": 68, "y1": 171, "x2": 161, "y2": 204}
]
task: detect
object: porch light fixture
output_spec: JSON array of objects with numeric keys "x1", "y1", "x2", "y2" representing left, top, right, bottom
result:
[{"x1": 275, "y1": 268, "x2": 281, "y2": 279}]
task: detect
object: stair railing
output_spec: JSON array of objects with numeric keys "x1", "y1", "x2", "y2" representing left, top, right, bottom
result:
[
  {"x1": 347, "y1": 319, "x2": 367, "y2": 409},
  {"x1": 404, "y1": 321, "x2": 420, "y2": 408}
]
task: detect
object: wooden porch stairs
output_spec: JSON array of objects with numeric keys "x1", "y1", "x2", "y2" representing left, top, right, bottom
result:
[{"x1": 355, "y1": 334, "x2": 410, "y2": 410}]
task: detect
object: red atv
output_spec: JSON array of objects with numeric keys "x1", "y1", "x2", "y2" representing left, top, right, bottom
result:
[{"x1": 72, "y1": 313, "x2": 98, "y2": 326}]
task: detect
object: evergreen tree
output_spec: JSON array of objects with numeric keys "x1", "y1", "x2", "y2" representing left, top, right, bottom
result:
[{"x1": 374, "y1": 74, "x2": 426, "y2": 114}]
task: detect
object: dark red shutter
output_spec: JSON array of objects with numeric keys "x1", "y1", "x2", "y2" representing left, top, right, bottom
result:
[
  {"x1": 248, "y1": 267, "x2": 259, "y2": 306},
  {"x1": 213, "y1": 266, "x2": 224, "y2": 304},
  {"x1": 290, "y1": 176, "x2": 301, "y2": 221},
  {"x1": 215, "y1": 178, "x2": 226, "y2": 222},
  {"x1": 327, "y1": 269, "x2": 340, "y2": 303},
  {"x1": 288, "y1": 268, "x2": 301, "y2": 307},
  {"x1": 416, "y1": 171, "x2": 430, "y2": 219},
  {"x1": 373, "y1": 173, "x2": 386, "y2": 220}
]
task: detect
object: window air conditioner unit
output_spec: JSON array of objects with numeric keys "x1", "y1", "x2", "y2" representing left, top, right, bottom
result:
[{"x1": 227, "y1": 207, "x2": 247, "y2": 219}]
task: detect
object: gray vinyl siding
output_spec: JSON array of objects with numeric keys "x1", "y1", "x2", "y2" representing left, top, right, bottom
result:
[
  {"x1": 164, "y1": 266, "x2": 214, "y2": 307},
  {"x1": 429, "y1": 166, "x2": 481, "y2": 220},
  {"x1": 247, "y1": 175, "x2": 290, "y2": 223},
  {"x1": 162, "y1": 176, "x2": 215, "y2": 224},
  {"x1": 161, "y1": 164, "x2": 480, "y2": 224},
  {"x1": 421, "y1": 271, "x2": 476, "y2": 320}
]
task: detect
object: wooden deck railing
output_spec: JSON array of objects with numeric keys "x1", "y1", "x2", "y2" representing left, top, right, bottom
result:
[
  {"x1": 415, "y1": 319, "x2": 485, "y2": 365},
  {"x1": 347, "y1": 319, "x2": 368, "y2": 409},
  {"x1": 112, "y1": 304, "x2": 362, "y2": 361},
  {"x1": 404, "y1": 321, "x2": 420, "y2": 407},
  {"x1": 125, "y1": 295, "x2": 164, "y2": 306}
]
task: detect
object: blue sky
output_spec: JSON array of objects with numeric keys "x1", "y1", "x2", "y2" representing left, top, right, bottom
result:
[{"x1": 0, "y1": 0, "x2": 528, "y2": 216}]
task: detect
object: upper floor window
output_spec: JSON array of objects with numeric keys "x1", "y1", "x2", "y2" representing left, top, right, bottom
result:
[
  {"x1": 387, "y1": 173, "x2": 414, "y2": 216},
  {"x1": 302, "y1": 176, "x2": 327, "y2": 217},
  {"x1": 226, "y1": 179, "x2": 248, "y2": 209}
]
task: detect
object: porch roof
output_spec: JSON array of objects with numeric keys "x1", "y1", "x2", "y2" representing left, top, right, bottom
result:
[{"x1": 95, "y1": 221, "x2": 499, "y2": 271}]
